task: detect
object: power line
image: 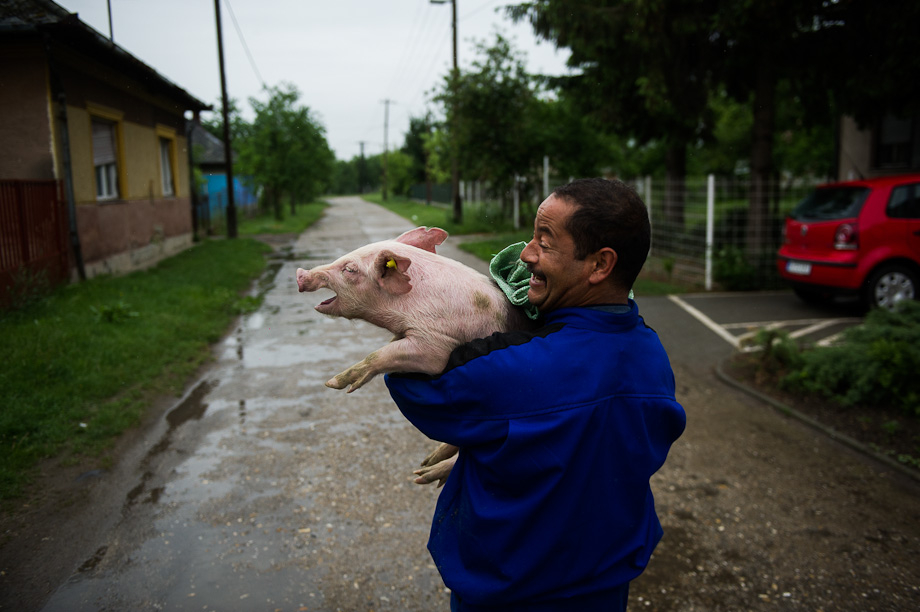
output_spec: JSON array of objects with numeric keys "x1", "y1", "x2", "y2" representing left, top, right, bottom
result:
[
  {"x1": 459, "y1": 0, "x2": 502, "y2": 22},
  {"x1": 404, "y1": 24, "x2": 452, "y2": 115},
  {"x1": 383, "y1": 0, "x2": 432, "y2": 97},
  {"x1": 385, "y1": 4, "x2": 450, "y2": 101},
  {"x1": 222, "y1": 0, "x2": 266, "y2": 90}
]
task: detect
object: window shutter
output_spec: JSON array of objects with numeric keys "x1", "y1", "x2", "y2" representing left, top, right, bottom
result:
[{"x1": 92, "y1": 120, "x2": 116, "y2": 165}]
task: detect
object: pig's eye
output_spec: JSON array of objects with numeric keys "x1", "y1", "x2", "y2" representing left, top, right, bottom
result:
[{"x1": 343, "y1": 264, "x2": 358, "y2": 274}]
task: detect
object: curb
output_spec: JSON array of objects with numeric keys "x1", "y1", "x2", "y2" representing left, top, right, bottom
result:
[{"x1": 714, "y1": 359, "x2": 920, "y2": 483}]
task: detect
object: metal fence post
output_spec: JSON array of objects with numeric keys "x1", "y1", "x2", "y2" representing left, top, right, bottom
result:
[
  {"x1": 644, "y1": 176, "x2": 653, "y2": 253},
  {"x1": 705, "y1": 174, "x2": 715, "y2": 291},
  {"x1": 513, "y1": 175, "x2": 520, "y2": 230}
]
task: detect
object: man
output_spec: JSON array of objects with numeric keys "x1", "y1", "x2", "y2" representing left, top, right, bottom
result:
[{"x1": 385, "y1": 178, "x2": 686, "y2": 611}]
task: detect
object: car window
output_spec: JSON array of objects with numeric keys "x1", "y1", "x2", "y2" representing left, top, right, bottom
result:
[
  {"x1": 887, "y1": 183, "x2": 920, "y2": 219},
  {"x1": 790, "y1": 187, "x2": 870, "y2": 221}
]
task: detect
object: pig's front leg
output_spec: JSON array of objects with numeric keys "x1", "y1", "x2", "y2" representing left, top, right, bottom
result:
[{"x1": 326, "y1": 336, "x2": 449, "y2": 393}]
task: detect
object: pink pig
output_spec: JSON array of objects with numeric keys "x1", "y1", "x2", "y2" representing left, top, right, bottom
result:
[
  {"x1": 295, "y1": 226, "x2": 532, "y2": 486},
  {"x1": 295, "y1": 226, "x2": 531, "y2": 393}
]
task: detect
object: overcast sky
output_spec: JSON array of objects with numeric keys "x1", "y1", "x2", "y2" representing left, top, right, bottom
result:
[{"x1": 57, "y1": 0, "x2": 571, "y2": 161}]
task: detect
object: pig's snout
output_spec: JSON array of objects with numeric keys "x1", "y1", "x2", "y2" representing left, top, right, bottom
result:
[{"x1": 296, "y1": 267, "x2": 319, "y2": 292}]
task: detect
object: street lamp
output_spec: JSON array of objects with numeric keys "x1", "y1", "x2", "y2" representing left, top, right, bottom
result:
[{"x1": 431, "y1": 0, "x2": 461, "y2": 224}]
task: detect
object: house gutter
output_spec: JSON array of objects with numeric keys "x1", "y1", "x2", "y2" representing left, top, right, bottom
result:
[{"x1": 43, "y1": 34, "x2": 86, "y2": 280}]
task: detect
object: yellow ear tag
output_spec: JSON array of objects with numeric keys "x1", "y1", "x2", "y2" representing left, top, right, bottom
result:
[{"x1": 386, "y1": 258, "x2": 397, "y2": 269}]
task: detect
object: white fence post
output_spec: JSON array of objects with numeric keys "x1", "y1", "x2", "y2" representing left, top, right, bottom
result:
[
  {"x1": 543, "y1": 155, "x2": 549, "y2": 198},
  {"x1": 705, "y1": 174, "x2": 715, "y2": 291}
]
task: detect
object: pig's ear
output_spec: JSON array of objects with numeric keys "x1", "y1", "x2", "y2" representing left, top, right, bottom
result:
[
  {"x1": 376, "y1": 251, "x2": 412, "y2": 295},
  {"x1": 394, "y1": 227, "x2": 448, "y2": 253}
]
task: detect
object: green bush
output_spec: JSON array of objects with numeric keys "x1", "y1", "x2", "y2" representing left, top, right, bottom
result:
[
  {"x1": 781, "y1": 301, "x2": 920, "y2": 415},
  {"x1": 713, "y1": 247, "x2": 759, "y2": 290}
]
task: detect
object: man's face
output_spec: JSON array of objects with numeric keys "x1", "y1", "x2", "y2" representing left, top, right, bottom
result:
[{"x1": 520, "y1": 195, "x2": 595, "y2": 313}]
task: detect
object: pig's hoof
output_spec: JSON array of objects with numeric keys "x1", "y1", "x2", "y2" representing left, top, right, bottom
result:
[{"x1": 325, "y1": 377, "x2": 348, "y2": 390}]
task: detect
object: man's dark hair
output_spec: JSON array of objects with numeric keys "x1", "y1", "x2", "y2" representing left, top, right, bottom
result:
[{"x1": 553, "y1": 178, "x2": 650, "y2": 290}]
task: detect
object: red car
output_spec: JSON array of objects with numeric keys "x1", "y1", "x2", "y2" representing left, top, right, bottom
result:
[{"x1": 777, "y1": 174, "x2": 920, "y2": 309}]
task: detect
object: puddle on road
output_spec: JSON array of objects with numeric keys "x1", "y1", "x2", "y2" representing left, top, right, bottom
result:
[
  {"x1": 247, "y1": 312, "x2": 265, "y2": 330},
  {"x1": 121, "y1": 378, "x2": 217, "y2": 513}
]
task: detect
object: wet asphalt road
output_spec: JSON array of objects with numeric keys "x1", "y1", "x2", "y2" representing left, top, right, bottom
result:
[
  {"x1": 25, "y1": 196, "x2": 920, "y2": 611},
  {"x1": 41, "y1": 197, "x2": 458, "y2": 611}
]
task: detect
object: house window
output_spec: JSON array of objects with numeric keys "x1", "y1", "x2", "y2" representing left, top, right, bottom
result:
[
  {"x1": 160, "y1": 137, "x2": 175, "y2": 196},
  {"x1": 876, "y1": 115, "x2": 919, "y2": 169},
  {"x1": 92, "y1": 119, "x2": 119, "y2": 200}
]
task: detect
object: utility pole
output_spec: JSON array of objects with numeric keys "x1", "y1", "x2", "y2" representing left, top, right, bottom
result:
[
  {"x1": 432, "y1": 0, "x2": 461, "y2": 223},
  {"x1": 106, "y1": 0, "x2": 114, "y2": 41},
  {"x1": 381, "y1": 99, "x2": 393, "y2": 201},
  {"x1": 214, "y1": 0, "x2": 237, "y2": 238}
]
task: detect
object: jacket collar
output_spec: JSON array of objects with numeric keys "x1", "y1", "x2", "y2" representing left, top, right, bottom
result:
[{"x1": 542, "y1": 300, "x2": 640, "y2": 331}]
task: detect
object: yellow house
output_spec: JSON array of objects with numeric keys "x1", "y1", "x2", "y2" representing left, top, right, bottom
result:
[{"x1": 0, "y1": 0, "x2": 210, "y2": 282}]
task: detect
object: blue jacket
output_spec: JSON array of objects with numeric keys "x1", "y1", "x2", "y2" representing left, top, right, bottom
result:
[{"x1": 385, "y1": 303, "x2": 686, "y2": 609}]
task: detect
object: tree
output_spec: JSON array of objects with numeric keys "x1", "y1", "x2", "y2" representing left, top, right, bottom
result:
[
  {"x1": 513, "y1": 0, "x2": 919, "y2": 266},
  {"x1": 402, "y1": 114, "x2": 434, "y2": 186},
  {"x1": 433, "y1": 34, "x2": 539, "y2": 199},
  {"x1": 201, "y1": 96, "x2": 249, "y2": 146},
  {"x1": 236, "y1": 83, "x2": 333, "y2": 219},
  {"x1": 402, "y1": 114, "x2": 434, "y2": 202},
  {"x1": 528, "y1": 93, "x2": 611, "y2": 180},
  {"x1": 384, "y1": 150, "x2": 415, "y2": 197},
  {"x1": 509, "y1": 0, "x2": 721, "y2": 227}
]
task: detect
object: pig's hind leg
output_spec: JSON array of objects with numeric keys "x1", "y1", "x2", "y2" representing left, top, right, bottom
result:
[
  {"x1": 414, "y1": 454, "x2": 457, "y2": 487},
  {"x1": 412, "y1": 442, "x2": 459, "y2": 487}
]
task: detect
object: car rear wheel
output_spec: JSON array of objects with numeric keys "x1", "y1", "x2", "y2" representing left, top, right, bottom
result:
[{"x1": 863, "y1": 264, "x2": 918, "y2": 310}]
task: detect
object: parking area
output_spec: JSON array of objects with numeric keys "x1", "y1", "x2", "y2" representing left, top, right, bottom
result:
[{"x1": 668, "y1": 291, "x2": 865, "y2": 352}]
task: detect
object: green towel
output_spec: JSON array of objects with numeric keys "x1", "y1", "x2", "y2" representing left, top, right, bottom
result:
[
  {"x1": 489, "y1": 242, "x2": 635, "y2": 321},
  {"x1": 489, "y1": 242, "x2": 540, "y2": 320}
]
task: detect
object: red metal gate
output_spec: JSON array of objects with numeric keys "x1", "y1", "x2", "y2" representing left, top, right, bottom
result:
[{"x1": 0, "y1": 180, "x2": 71, "y2": 302}]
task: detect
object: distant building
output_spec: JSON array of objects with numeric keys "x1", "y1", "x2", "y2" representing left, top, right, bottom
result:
[
  {"x1": 187, "y1": 117, "x2": 259, "y2": 233},
  {"x1": 0, "y1": 0, "x2": 209, "y2": 284},
  {"x1": 838, "y1": 114, "x2": 920, "y2": 181}
]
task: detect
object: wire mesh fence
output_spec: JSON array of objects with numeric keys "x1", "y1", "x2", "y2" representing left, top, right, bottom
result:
[
  {"x1": 409, "y1": 173, "x2": 830, "y2": 291},
  {"x1": 629, "y1": 175, "x2": 829, "y2": 289}
]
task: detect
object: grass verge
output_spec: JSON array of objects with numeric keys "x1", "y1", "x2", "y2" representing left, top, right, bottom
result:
[
  {"x1": 237, "y1": 201, "x2": 327, "y2": 236},
  {"x1": 362, "y1": 193, "x2": 520, "y2": 235},
  {"x1": 0, "y1": 238, "x2": 272, "y2": 501}
]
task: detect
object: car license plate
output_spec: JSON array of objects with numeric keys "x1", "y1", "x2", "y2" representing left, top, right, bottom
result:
[{"x1": 786, "y1": 261, "x2": 811, "y2": 275}]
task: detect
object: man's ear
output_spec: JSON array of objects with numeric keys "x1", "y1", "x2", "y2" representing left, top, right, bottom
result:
[
  {"x1": 588, "y1": 248, "x2": 617, "y2": 285},
  {"x1": 376, "y1": 250, "x2": 412, "y2": 295}
]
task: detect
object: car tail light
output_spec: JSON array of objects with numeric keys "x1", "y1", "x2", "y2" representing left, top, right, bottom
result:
[{"x1": 834, "y1": 223, "x2": 858, "y2": 250}]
